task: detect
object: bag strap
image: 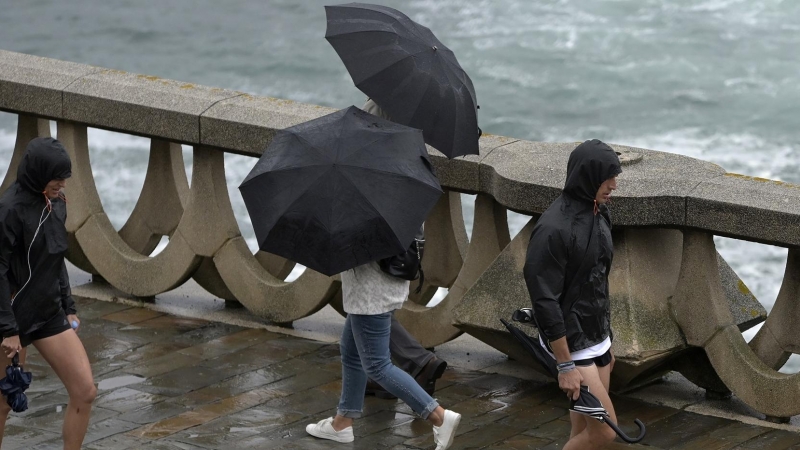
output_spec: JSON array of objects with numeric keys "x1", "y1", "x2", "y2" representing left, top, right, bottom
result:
[{"x1": 414, "y1": 239, "x2": 424, "y2": 294}]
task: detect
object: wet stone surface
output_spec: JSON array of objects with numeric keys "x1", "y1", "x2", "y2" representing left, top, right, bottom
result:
[{"x1": 3, "y1": 298, "x2": 797, "y2": 449}]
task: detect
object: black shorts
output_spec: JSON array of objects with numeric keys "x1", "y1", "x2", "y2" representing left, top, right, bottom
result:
[
  {"x1": 19, "y1": 310, "x2": 71, "y2": 347},
  {"x1": 574, "y1": 349, "x2": 613, "y2": 368}
]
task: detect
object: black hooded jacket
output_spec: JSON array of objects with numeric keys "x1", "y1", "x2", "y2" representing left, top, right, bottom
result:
[
  {"x1": 0, "y1": 137, "x2": 76, "y2": 339},
  {"x1": 523, "y1": 140, "x2": 622, "y2": 353}
]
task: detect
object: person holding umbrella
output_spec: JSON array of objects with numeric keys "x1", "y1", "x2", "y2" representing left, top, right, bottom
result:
[
  {"x1": 240, "y1": 106, "x2": 461, "y2": 449},
  {"x1": 524, "y1": 140, "x2": 621, "y2": 450},
  {"x1": 0, "y1": 137, "x2": 96, "y2": 450},
  {"x1": 360, "y1": 98, "x2": 449, "y2": 401}
]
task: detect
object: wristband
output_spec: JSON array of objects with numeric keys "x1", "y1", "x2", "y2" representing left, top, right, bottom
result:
[{"x1": 557, "y1": 361, "x2": 576, "y2": 374}]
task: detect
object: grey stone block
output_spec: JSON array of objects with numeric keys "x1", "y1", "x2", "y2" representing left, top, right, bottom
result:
[
  {"x1": 479, "y1": 141, "x2": 725, "y2": 222},
  {"x1": 705, "y1": 324, "x2": 800, "y2": 418},
  {"x1": 0, "y1": 49, "x2": 98, "y2": 118},
  {"x1": 454, "y1": 226, "x2": 766, "y2": 385},
  {"x1": 688, "y1": 174, "x2": 800, "y2": 247},
  {"x1": 429, "y1": 133, "x2": 517, "y2": 194},
  {"x1": 200, "y1": 95, "x2": 338, "y2": 156},
  {"x1": 63, "y1": 69, "x2": 241, "y2": 144}
]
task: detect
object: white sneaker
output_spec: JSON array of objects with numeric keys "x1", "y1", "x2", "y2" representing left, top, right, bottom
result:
[
  {"x1": 433, "y1": 409, "x2": 461, "y2": 450},
  {"x1": 305, "y1": 417, "x2": 355, "y2": 443}
]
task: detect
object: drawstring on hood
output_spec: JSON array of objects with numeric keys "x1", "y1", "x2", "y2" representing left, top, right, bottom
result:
[{"x1": 563, "y1": 139, "x2": 622, "y2": 206}]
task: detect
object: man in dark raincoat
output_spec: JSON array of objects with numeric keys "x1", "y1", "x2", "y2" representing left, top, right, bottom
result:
[
  {"x1": 524, "y1": 139, "x2": 621, "y2": 450},
  {"x1": 0, "y1": 137, "x2": 96, "y2": 449}
]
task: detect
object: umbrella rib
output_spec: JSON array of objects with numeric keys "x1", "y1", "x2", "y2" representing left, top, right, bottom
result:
[
  {"x1": 239, "y1": 164, "x2": 332, "y2": 188},
  {"x1": 335, "y1": 170, "x2": 405, "y2": 251},
  {"x1": 328, "y1": 6, "x2": 429, "y2": 44},
  {"x1": 400, "y1": 73, "x2": 434, "y2": 129},
  {"x1": 337, "y1": 133, "x2": 399, "y2": 165},
  {"x1": 289, "y1": 133, "x2": 337, "y2": 164},
  {"x1": 339, "y1": 164, "x2": 443, "y2": 193},
  {"x1": 350, "y1": 47, "x2": 430, "y2": 86}
]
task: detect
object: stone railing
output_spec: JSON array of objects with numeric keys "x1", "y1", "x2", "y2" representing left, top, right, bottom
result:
[{"x1": 3, "y1": 49, "x2": 800, "y2": 420}]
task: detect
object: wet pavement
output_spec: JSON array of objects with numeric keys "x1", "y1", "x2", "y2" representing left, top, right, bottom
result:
[{"x1": 4, "y1": 298, "x2": 800, "y2": 450}]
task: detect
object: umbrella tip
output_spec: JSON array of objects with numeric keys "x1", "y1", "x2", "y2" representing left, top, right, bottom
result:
[{"x1": 432, "y1": 45, "x2": 438, "y2": 51}]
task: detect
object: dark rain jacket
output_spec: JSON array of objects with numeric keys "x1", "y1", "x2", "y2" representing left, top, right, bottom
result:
[
  {"x1": 523, "y1": 139, "x2": 622, "y2": 353},
  {"x1": 0, "y1": 137, "x2": 76, "y2": 338}
]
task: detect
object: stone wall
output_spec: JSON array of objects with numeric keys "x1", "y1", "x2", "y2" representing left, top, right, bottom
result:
[{"x1": 3, "y1": 49, "x2": 800, "y2": 419}]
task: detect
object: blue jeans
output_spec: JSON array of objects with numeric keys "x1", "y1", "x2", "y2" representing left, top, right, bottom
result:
[{"x1": 337, "y1": 312, "x2": 439, "y2": 419}]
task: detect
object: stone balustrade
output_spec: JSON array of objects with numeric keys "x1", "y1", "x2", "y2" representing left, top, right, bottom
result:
[{"x1": 2, "y1": 49, "x2": 800, "y2": 420}]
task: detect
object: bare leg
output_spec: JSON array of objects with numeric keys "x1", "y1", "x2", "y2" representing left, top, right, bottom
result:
[
  {"x1": 563, "y1": 364, "x2": 617, "y2": 450},
  {"x1": 0, "y1": 348, "x2": 26, "y2": 446},
  {"x1": 33, "y1": 330, "x2": 96, "y2": 450},
  {"x1": 569, "y1": 410, "x2": 587, "y2": 439}
]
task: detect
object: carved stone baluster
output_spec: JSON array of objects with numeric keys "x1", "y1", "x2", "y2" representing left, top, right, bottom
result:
[
  {"x1": 749, "y1": 248, "x2": 800, "y2": 371},
  {"x1": 60, "y1": 121, "x2": 205, "y2": 295},
  {"x1": 407, "y1": 191, "x2": 468, "y2": 305},
  {"x1": 118, "y1": 140, "x2": 189, "y2": 255},
  {"x1": 395, "y1": 193, "x2": 509, "y2": 348},
  {"x1": 671, "y1": 231, "x2": 800, "y2": 420},
  {"x1": 1, "y1": 115, "x2": 50, "y2": 195}
]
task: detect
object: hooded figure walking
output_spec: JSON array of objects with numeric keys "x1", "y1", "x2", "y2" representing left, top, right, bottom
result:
[
  {"x1": 0, "y1": 137, "x2": 96, "y2": 449},
  {"x1": 524, "y1": 140, "x2": 621, "y2": 450}
]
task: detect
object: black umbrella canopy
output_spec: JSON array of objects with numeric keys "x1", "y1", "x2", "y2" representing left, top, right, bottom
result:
[
  {"x1": 325, "y1": 2, "x2": 479, "y2": 159},
  {"x1": 239, "y1": 106, "x2": 442, "y2": 276}
]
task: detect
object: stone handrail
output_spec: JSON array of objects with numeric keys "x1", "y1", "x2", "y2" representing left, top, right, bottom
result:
[{"x1": 2, "y1": 49, "x2": 800, "y2": 420}]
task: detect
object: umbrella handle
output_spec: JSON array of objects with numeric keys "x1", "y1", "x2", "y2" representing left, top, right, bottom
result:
[
  {"x1": 602, "y1": 416, "x2": 646, "y2": 444},
  {"x1": 11, "y1": 354, "x2": 19, "y2": 367}
]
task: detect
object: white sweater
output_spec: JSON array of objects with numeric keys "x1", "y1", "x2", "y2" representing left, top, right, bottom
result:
[{"x1": 341, "y1": 262, "x2": 409, "y2": 315}]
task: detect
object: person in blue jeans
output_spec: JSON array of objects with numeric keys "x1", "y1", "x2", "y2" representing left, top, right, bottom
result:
[{"x1": 306, "y1": 260, "x2": 461, "y2": 449}]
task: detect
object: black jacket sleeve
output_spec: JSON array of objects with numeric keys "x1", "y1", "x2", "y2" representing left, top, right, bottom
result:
[
  {"x1": 523, "y1": 225, "x2": 569, "y2": 342},
  {"x1": 60, "y1": 261, "x2": 76, "y2": 315},
  {"x1": 0, "y1": 209, "x2": 20, "y2": 337}
]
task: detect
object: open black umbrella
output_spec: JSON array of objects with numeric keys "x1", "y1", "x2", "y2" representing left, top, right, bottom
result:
[
  {"x1": 0, "y1": 354, "x2": 32, "y2": 412},
  {"x1": 239, "y1": 106, "x2": 442, "y2": 276},
  {"x1": 325, "y1": 3, "x2": 480, "y2": 159},
  {"x1": 571, "y1": 385, "x2": 647, "y2": 444}
]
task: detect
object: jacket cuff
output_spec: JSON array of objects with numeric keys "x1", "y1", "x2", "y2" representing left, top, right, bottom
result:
[
  {"x1": 547, "y1": 330, "x2": 567, "y2": 342},
  {"x1": 2, "y1": 330, "x2": 19, "y2": 339}
]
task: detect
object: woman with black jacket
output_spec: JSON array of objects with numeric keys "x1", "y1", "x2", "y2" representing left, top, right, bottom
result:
[
  {"x1": 0, "y1": 137, "x2": 96, "y2": 449},
  {"x1": 524, "y1": 139, "x2": 621, "y2": 450}
]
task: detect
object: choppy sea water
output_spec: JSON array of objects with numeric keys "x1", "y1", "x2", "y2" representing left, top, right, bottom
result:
[{"x1": 1, "y1": 0, "x2": 799, "y2": 369}]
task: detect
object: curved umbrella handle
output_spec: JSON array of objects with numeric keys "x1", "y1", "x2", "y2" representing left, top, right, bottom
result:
[{"x1": 603, "y1": 417, "x2": 646, "y2": 443}]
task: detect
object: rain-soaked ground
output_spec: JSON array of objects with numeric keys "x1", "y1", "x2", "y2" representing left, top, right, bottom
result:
[{"x1": 4, "y1": 298, "x2": 800, "y2": 450}]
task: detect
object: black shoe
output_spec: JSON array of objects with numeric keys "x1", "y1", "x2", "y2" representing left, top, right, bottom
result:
[
  {"x1": 415, "y1": 357, "x2": 448, "y2": 396},
  {"x1": 365, "y1": 379, "x2": 397, "y2": 399}
]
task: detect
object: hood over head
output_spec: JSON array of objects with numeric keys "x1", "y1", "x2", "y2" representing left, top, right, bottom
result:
[
  {"x1": 16, "y1": 137, "x2": 72, "y2": 194},
  {"x1": 563, "y1": 139, "x2": 622, "y2": 203}
]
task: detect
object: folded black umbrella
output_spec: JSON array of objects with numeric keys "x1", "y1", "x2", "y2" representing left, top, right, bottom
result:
[
  {"x1": 571, "y1": 385, "x2": 646, "y2": 444},
  {"x1": 500, "y1": 317, "x2": 557, "y2": 378},
  {"x1": 0, "y1": 354, "x2": 32, "y2": 412},
  {"x1": 325, "y1": 3, "x2": 480, "y2": 159},
  {"x1": 239, "y1": 106, "x2": 442, "y2": 276}
]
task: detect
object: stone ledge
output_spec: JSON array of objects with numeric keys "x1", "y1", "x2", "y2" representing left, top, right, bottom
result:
[
  {"x1": 0, "y1": 49, "x2": 99, "y2": 118},
  {"x1": 4, "y1": 49, "x2": 800, "y2": 246},
  {"x1": 64, "y1": 69, "x2": 241, "y2": 144}
]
